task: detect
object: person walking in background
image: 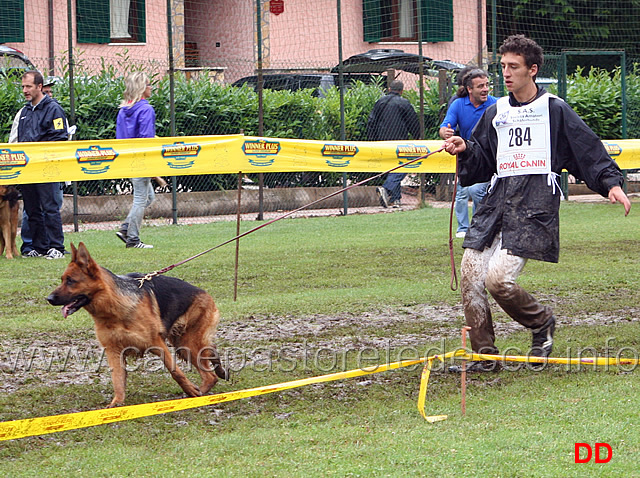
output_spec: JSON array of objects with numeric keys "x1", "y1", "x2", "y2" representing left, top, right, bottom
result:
[
  {"x1": 367, "y1": 80, "x2": 421, "y2": 208},
  {"x1": 115, "y1": 71, "x2": 156, "y2": 249},
  {"x1": 442, "y1": 34, "x2": 630, "y2": 373},
  {"x1": 439, "y1": 68, "x2": 497, "y2": 238},
  {"x1": 16, "y1": 71, "x2": 68, "y2": 259}
]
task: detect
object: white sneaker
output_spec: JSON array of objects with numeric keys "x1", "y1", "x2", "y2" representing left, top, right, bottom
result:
[
  {"x1": 455, "y1": 231, "x2": 466, "y2": 238},
  {"x1": 376, "y1": 186, "x2": 390, "y2": 208},
  {"x1": 45, "y1": 248, "x2": 65, "y2": 259},
  {"x1": 126, "y1": 242, "x2": 154, "y2": 249},
  {"x1": 22, "y1": 250, "x2": 44, "y2": 258}
]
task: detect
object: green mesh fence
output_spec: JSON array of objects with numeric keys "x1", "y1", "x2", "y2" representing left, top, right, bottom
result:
[{"x1": 1, "y1": 1, "x2": 638, "y2": 226}]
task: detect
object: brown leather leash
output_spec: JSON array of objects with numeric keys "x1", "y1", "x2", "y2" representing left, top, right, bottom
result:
[
  {"x1": 448, "y1": 154, "x2": 459, "y2": 291},
  {"x1": 137, "y1": 148, "x2": 445, "y2": 286}
]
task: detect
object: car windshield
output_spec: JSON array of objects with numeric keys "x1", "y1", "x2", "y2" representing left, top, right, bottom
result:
[
  {"x1": 0, "y1": 54, "x2": 33, "y2": 80},
  {"x1": 0, "y1": 55, "x2": 31, "y2": 69}
]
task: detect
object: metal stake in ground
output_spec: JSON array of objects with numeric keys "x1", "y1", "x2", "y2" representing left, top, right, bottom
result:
[{"x1": 461, "y1": 326, "x2": 471, "y2": 416}]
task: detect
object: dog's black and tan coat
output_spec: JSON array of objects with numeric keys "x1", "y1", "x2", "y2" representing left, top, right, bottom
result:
[
  {"x1": 0, "y1": 185, "x2": 20, "y2": 259},
  {"x1": 47, "y1": 242, "x2": 227, "y2": 407}
]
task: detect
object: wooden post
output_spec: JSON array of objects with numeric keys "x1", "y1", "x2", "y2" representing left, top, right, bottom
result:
[{"x1": 461, "y1": 326, "x2": 472, "y2": 416}]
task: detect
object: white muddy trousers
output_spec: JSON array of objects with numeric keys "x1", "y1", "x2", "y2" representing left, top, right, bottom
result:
[{"x1": 460, "y1": 232, "x2": 554, "y2": 353}]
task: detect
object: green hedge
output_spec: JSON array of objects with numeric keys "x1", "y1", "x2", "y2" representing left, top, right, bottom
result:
[
  {"x1": 0, "y1": 70, "x2": 444, "y2": 144},
  {"x1": 3, "y1": 66, "x2": 637, "y2": 144},
  {"x1": 1, "y1": 64, "x2": 637, "y2": 193}
]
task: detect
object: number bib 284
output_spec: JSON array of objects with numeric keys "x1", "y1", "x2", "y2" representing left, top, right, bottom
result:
[{"x1": 492, "y1": 93, "x2": 554, "y2": 177}]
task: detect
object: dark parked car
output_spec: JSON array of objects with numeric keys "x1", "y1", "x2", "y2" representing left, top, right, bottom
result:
[
  {"x1": 333, "y1": 49, "x2": 466, "y2": 75},
  {"x1": 231, "y1": 72, "x2": 385, "y2": 97},
  {"x1": 232, "y1": 49, "x2": 466, "y2": 96}
]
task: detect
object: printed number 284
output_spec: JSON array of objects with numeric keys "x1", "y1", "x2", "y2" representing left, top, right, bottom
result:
[{"x1": 508, "y1": 127, "x2": 532, "y2": 147}]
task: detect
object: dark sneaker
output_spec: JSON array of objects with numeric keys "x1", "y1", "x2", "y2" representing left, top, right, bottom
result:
[
  {"x1": 126, "y1": 242, "x2": 154, "y2": 249},
  {"x1": 115, "y1": 230, "x2": 128, "y2": 243},
  {"x1": 448, "y1": 360, "x2": 501, "y2": 373},
  {"x1": 530, "y1": 316, "x2": 556, "y2": 358},
  {"x1": 22, "y1": 250, "x2": 43, "y2": 258},
  {"x1": 45, "y1": 248, "x2": 65, "y2": 260},
  {"x1": 376, "y1": 186, "x2": 390, "y2": 208}
]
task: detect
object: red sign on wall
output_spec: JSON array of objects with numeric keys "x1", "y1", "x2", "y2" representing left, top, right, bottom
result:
[{"x1": 270, "y1": 0, "x2": 284, "y2": 15}]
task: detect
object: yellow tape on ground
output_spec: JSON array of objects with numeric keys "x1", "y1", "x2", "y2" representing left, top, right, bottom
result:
[
  {"x1": 0, "y1": 356, "x2": 426, "y2": 442},
  {"x1": 417, "y1": 351, "x2": 640, "y2": 421},
  {"x1": 4, "y1": 348, "x2": 638, "y2": 439},
  {"x1": 416, "y1": 349, "x2": 465, "y2": 422}
]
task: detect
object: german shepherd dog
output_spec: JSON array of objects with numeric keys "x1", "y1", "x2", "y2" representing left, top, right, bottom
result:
[
  {"x1": 0, "y1": 185, "x2": 20, "y2": 259},
  {"x1": 47, "y1": 242, "x2": 228, "y2": 408}
]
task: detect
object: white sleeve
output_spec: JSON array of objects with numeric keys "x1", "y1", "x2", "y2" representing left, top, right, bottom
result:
[{"x1": 8, "y1": 109, "x2": 22, "y2": 143}]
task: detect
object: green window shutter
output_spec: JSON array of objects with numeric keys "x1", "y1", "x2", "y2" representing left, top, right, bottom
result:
[
  {"x1": 76, "y1": 0, "x2": 110, "y2": 44},
  {"x1": 363, "y1": 0, "x2": 382, "y2": 43},
  {"x1": 132, "y1": 0, "x2": 146, "y2": 43},
  {"x1": 421, "y1": 0, "x2": 453, "y2": 43},
  {"x1": 0, "y1": 0, "x2": 25, "y2": 43}
]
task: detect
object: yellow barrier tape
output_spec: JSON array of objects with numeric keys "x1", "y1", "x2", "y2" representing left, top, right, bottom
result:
[
  {"x1": 417, "y1": 349, "x2": 466, "y2": 422},
  {"x1": 3, "y1": 348, "x2": 638, "y2": 440},
  {"x1": 0, "y1": 136, "x2": 453, "y2": 184},
  {"x1": 0, "y1": 356, "x2": 425, "y2": 442},
  {"x1": 0, "y1": 135, "x2": 637, "y2": 185},
  {"x1": 416, "y1": 351, "x2": 640, "y2": 421}
]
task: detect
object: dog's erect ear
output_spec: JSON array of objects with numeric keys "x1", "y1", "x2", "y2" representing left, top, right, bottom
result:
[{"x1": 74, "y1": 242, "x2": 100, "y2": 277}]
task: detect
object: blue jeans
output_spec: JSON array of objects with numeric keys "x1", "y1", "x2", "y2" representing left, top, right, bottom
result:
[
  {"x1": 382, "y1": 173, "x2": 406, "y2": 203},
  {"x1": 455, "y1": 182, "x2": 488, "y2": 233},
  {"x1": 121, "y1": 178, "x2": 155, "y2": 245}
]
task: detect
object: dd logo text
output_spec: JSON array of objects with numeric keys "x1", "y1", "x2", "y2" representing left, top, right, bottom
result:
[{"x1": 574, "y1": 443, "x2": 612, "y2": 463}]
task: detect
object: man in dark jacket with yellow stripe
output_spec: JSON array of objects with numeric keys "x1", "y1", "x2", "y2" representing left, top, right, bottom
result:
[{"x1": 18, "y1": 70, "x2": 68, "y2": 259}]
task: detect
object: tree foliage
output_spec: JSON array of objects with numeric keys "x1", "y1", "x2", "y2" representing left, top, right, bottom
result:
[{"x1": 492, "y1": 0, "x2": 640, "y2": 60}]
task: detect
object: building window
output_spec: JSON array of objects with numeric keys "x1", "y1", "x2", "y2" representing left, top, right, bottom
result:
[
  {"x1": 0, "y1": 0, "x2": 25, "y2": 43},
  {"x1": 77, "y1": 0, "x2": 146, "y2": 44},
  {"x1": 363, "y1": 0, "x2": 453, "y2": 43}
]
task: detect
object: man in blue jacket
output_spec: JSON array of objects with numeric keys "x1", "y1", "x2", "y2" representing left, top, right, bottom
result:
[
  {"x1": 18, "y1": 70, "x2": 68, "y2": 259},
  {"x1": 440, "y1": 69, "x2": 497, "y2": 238}
]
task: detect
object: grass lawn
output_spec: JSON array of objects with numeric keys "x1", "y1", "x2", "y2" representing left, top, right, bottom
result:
[{"x1": 0, "y1": 199, "x2": 638, "y2": 476}]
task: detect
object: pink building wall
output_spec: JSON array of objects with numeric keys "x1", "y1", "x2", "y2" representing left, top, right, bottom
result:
[
  {"x1": 268, "y1": 0, "x2": 484, "y2": 67},
  {"x1": 6, "y1": 0, "x2": 168, "y2": 76},
  {"x1": 196, "y1": 0, "x2": 485, "y2": 82},
  {"x1": 5, "y1": 0, "x2": 484, "y2": 81}
]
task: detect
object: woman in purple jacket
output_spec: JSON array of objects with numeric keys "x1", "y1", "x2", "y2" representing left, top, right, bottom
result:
[{"x1": 115, "y1": 71, "x2": 156, "y2": 249}]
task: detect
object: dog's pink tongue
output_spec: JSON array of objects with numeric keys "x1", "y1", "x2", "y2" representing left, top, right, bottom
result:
[{"x1": 61, "y1": 305, "x2": 70, "y2": 318}]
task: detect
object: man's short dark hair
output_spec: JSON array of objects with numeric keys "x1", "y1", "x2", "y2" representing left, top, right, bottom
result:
[
  {"x1": 23, "y1": 70, "x2": 44, "y2": 86},
  {"x1": 389, "y1": 80, "x2": 404, "y2": 92},
  {"x1": 499, "y1": 34, "x2": 544, "y2": 72}
]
